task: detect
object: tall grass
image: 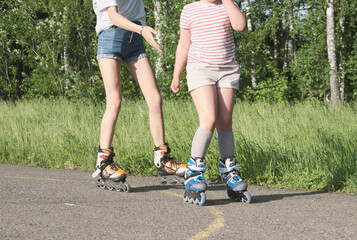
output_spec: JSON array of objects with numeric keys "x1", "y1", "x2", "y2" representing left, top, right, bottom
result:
[{"x1": 0, "y1": 99, "x2": 356, "y2": 193}]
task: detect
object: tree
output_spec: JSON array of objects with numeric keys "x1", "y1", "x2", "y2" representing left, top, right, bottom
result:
[
  {"x1": 326, "y1": 0, "x2": 340, "y2": 104},
  {"x1": 244, "y1": 0, "x2": 257, "y2": 90},
  {"x1": 0, "y1": 0, "x2": 356, "y2": 102}
]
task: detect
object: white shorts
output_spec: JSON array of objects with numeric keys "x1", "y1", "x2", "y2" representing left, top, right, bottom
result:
[{"x1": 186, "y1": 61, "x2": 241, "y2": 92}]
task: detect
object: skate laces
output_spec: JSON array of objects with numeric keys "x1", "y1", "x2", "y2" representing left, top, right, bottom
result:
[
  {"x1": 197, "y1": 175, "x2": 205, "y2": 181},
  {"x1": 229, "y1": 170, "x2": 242, "y2": 183},
  {"x1": 109, "y1": 162, "x2": 121, "y2": 171},
  {"x1": 186, "y1": 169, "x2": 204, "y2": 178},
  {"x1": 164, "y1": 157, "x2": 183, "y2": 168}
]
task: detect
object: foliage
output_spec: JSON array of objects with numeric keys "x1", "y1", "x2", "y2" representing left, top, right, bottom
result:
[
  {"x1": 0, "y1": 0, "x2": 356, "y2": 102},
  {"x1": 1, "y1": 99, "x2": 356, "y2": 193}
]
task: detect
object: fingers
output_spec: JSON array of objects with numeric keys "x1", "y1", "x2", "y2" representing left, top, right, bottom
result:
[
  {"x1": 170, "y1": 80, "x2": 180, "y2": 93},
  {"x1": 171, "y1": 86, "x2": 180, "y2": 93},
  {"x1": 142, "y1": 26, "x2": 162, "y2": 53},
  {"x1": 171, "y1": 86, "x2": 179, "y2": 93}
]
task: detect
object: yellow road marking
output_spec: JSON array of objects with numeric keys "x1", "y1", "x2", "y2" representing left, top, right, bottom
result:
[
  {"x1": 189, "y1": 206, "x2": 225, "y2": 240},
  {"x1": 161, "y1": 190, "x2": 182, "y2": 198},
  {"x1": 161, "y1": 190, "x2": 225, "y2": 240}
]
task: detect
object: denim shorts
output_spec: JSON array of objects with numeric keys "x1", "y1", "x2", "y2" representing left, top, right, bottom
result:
[
  {"x1": 186, "y1": 61, "x2": 241, "y2": 92},
  {"x1": 96, "y1": 24, "x2": 147, "y2": 63}
]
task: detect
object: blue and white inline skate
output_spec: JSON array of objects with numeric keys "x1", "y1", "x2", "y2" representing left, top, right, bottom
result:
[
  {"x1": 183, "y1": 158, "x2": 207, "y2": 206},
  {"x1": 219, "y1": 157, "x2": 251, "y2": 203}
]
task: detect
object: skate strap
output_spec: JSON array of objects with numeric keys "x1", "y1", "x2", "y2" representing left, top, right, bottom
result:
[
  {"x1": 91, "y1": 169, "x2": 101, "y2": 178},
  {"x1": 163, "y1": 156, "x2": 178, "y2": 165},
  {"x1": 99, "y1": 158, "x2": 114, "y2": 172},
  {"x1": 153, "y1": 143, "x2": 171, "y2": 154},
  {"x1": 225, "y1": 171, "x2": 242, "y2": 184},
  {"x1": 185, "y1": 170, "x2": 204, "y2": 180}
]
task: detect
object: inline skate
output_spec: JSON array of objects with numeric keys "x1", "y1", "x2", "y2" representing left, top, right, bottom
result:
[
  {"x1": 92, "y1": 146, "x2": 130, "y2": 192},
  {"x1": 219, "y1": 157, "x2": 251, "y2": 203},
  {"x1": 154, "y1": 144, "x2": 186, "y2": 184},
  {"x1": 183, "y1": 158, "x2": 207, "y2": 206}
]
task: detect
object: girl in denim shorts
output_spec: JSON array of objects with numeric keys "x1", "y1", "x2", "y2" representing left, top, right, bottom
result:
[
  {"x1": 171, "y1": 0, "x2": 252, "y2": 205},
  {"x1": 91, "y1": 0, "x2": 186, "y2": 191}
]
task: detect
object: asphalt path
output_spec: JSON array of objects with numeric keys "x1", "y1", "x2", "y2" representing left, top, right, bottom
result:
[{"x1": 0, "y1": 164, "x2": 356, "y2": 240}]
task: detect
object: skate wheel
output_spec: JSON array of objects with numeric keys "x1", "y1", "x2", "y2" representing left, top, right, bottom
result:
[
  {"x1": 123, "y1": 181, "x2": 131, "y2": 192},
  {"x1": 108, "y1": 187, "x2": 114, "y2": 191},
  {"x1": 168, "y1": 179, "x2": 178, "y2": 184},
  {"x1": 183, "y1": 191, "x2": 205, "y2": 206},
  {"x1": 227, "y1": 190, "x2": 252, "y2": 203},
  {"x1": 197, "y1": 192, "x2": 206, "y2": 206},
  {"x1": 158, "y1": 177, "x2": 167, "y2": 185},
  {"x1": 96, "y1": 178, "x2": 104, "y2": 188},
  {"x1": 241, "y1": 191, "x2": 251, "y2": 203},
  {"x1": 227, "y1": 190, "x2": 236, "y2": 201},
  {"x1": 183, "y1": 191, "x2": 188, "y2": 202},
  {"x1": 228, "y1": 189, "x2": 244, "y2": 201}
]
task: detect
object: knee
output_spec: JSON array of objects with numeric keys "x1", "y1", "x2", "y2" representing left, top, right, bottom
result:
[
  {"x1": 200, "y1": 117, "x2": 216, "y2": 132},
  {"x1": 146, "y1": 93, "x2": 162, "y2": 110},
  {"x1": 216, "y1": 117, "x2": 232, "y2": 132},
  {"x1": 106, "y1": 98, "x2": 122, "y2": 116}
]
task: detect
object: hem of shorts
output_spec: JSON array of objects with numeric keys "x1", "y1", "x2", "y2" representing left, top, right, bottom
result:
[
  {"x1": 123, "y1": 53, "x2": 148, "y2": 63},
  {"x1": 188, "y1": 83, "x2": 216, "y2": 93},
  {"x1": 96, "y1": 54, "x2": 123, "y2": 62},
  {"x1": 188, "y1": 84, "x2": 239, "y2": 93},
  {"x1": 216, "y1": 85, "x2": 240, "y2": 90}
]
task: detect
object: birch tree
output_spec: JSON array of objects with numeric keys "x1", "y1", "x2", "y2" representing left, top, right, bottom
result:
[
  {"x1": 326, "y1": 0, "x2": 340, "y2": 104},
  {"x1": 244, "y1": 0, "x2": 257, "y2": 89},
  {"x1": 338, "y1": 0, "x2": 345, "y2": 102},
  {"x1": 153, "y1": 0, "x2": 165, "y2": 78}
]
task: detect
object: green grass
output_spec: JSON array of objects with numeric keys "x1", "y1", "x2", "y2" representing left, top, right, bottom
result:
[{"x1": 0, "y1": 99, "x2": 356, "y2": 193}]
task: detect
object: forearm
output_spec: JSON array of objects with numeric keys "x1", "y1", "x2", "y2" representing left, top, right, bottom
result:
[
  {"x1": 173, "y1": 44, "x2": 189, "y2": 79},
  {"x1": 107, "y1": 6, "x2": 143, "y2": 34},
  {"x1": 222, "y1": 0, "x2": 246, "y2": 32},
  {"x1": 107, "y1": 6, "x2": 162, "y2": 52}
]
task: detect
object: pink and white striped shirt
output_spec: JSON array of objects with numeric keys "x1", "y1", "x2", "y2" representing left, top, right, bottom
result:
[{"x1": 180, "y1": 1, "x2": 236, "y2": 64}]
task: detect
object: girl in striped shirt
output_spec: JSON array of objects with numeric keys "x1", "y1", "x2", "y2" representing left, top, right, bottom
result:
[{"x1": 171, "y1": 0, "x2": 251, "y2": 205}]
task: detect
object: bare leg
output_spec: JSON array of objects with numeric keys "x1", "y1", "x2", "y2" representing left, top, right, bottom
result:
[
  {"x1": 98, "y1": 58, "x2": 122, "y2": 149},
  {"x1": 127, "y1": 57, "x2": 165, "y2": 146},
  {"x1": 190, "y1": 85, "x2": 218, "y2": 132},
  {"x1": 216, "y1": 88, "x2": 236, "y2": 132}
]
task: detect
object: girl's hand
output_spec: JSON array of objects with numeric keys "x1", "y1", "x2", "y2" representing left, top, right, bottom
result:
[
  {"x1": 171, "y1": 78, "x2": 180, "y2": 93},
  {"x1": 141, "y1": 26, "x2": 162, "y2": 53}
]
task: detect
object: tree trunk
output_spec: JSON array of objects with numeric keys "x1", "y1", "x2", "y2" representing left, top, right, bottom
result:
[
  {"x1": 283, "y1": 37, "x2": 289, "y2": 70},
  {"x1": 338, "y1": 1, "x2": 345, "y2": 102},
  {"x1": 274, "y1": 34, "x2": 278, "y2": 60},
  {"x1": 326, "y1": 0, "x2": 340, "y2": 104},
  {"x1": 60, "y1": 7, "x2": 69, "y2": 93},
  {"x1": 288, "y1": 0, "x2": 296, "y2": 60},
  {"x1": 153, "y1": 0, "x2": 164, "y2": 78},
  {"x1": 244, "y1": 0, "x2": 257, "y2": 90},
  {"x1": 284, "y1": 0, "x2": 295, "y2": 71},
  {"x1": 272, "y1": 0, "x2": 278, "y2": 60}
]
